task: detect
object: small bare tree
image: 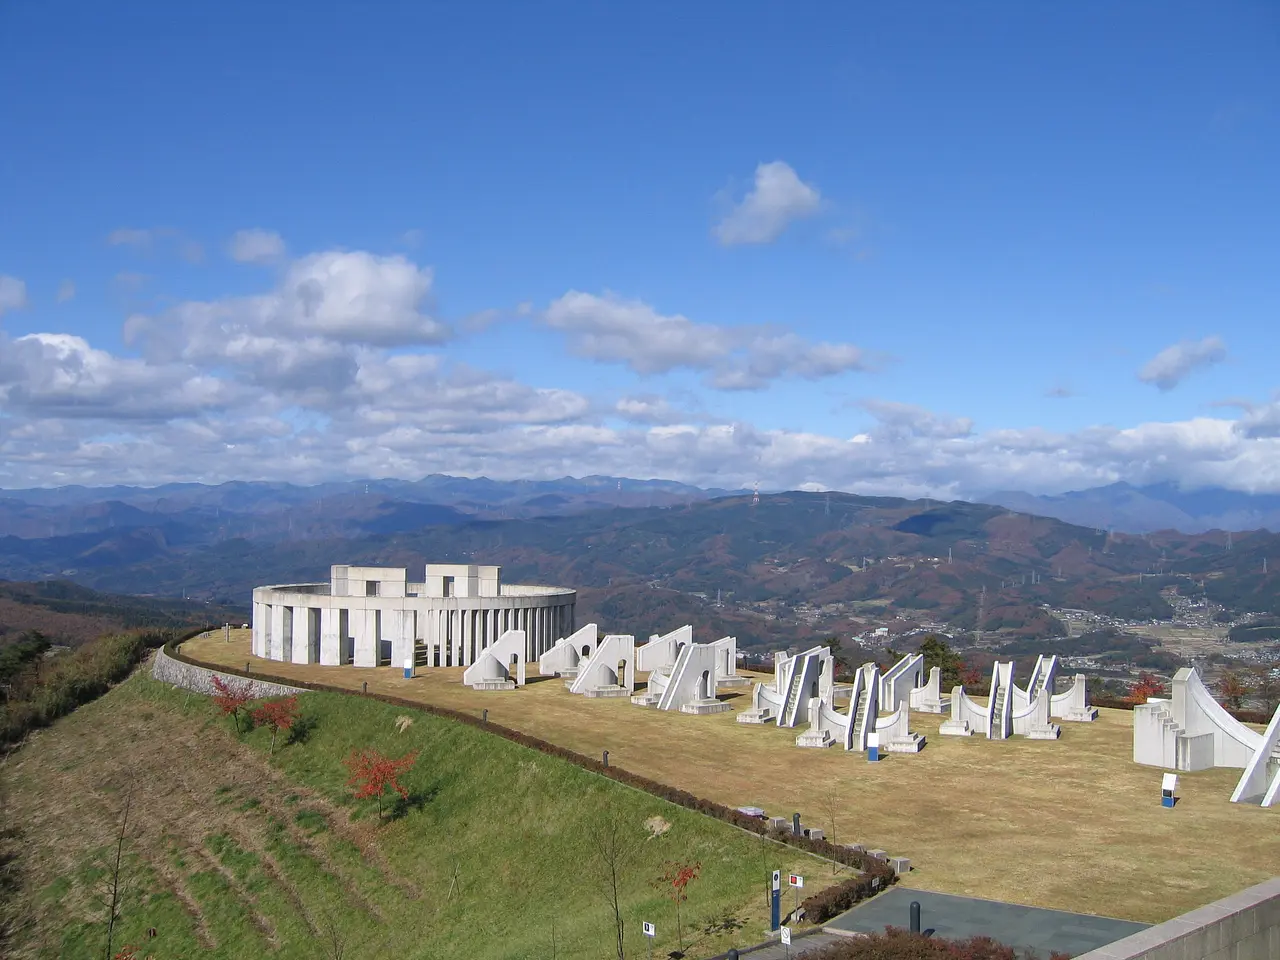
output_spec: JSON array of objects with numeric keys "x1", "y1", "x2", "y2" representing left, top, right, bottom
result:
[
  {"x1": 318, "y1": 910, "x2": 346, "y2": 960},
  {"x1": 586, "y1": 808, "x2": 643, "y2": 960},
  {"x1": 94, "y1": 784, "x2": 139, "y2": 960}
]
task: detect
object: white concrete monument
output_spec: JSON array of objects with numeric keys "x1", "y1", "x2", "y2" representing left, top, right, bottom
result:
[
  {"x1": 940, "y1": 662, "x2": 1060, "y2": 740},
  {"x1": 737, "y1": 646, "x2": 834, "y2": 726},
  {"x1": 569, "y1": 633, "x2": 635, "y2": 698},
  {"x1": 462, "y1": 629, "x2": 527, "y2": 690},
  {"x1": 539, "y1": 623, "x2": 599, "y2": 679}
]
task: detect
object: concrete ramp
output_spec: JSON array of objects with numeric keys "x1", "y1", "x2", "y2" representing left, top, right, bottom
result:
[{"x1": 1230, "y1": 703, "x2": 1280, "y2": 806}]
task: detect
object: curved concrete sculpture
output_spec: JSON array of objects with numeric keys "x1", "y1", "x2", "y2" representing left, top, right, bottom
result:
[
  {"x1": 653, "y1": 641, "x2": 732, "y2": 714},
  {"x1": 462, "y1": 629, "x2": 527, "y2": 690},
  {"x1": 569, "y1": 633, "x2": 635, "y2": 698},
  {"x1": 711, "y1": 634, "x2": 749, "y2": 687},
  {"x1": 796, "y1": 662, "x2": 924, "y2": 752},
  {"x1": 909, "y1": 665, "x2": 950, "y2": 714},
  {"x1": 1231, "y1": 706, "x2": 1280, "y2": 807},
  {"x1": 940, "y1": 661, "x2": 1059, "y2": 740},
  {"x1": 880, "y1": 653, "x2": 924, "y2": 712},
  {"x1": 1135, "y1": 667, "x2": 1264, "y2": 771},
  {"x1": 539, "y1": 623, "x2": 599, "y2": 678},
  {"x1": 1008, "y1": 654, "x2": 1097, "y2": 722},
  {"x1": 636, "y1": 625, "x2": 690, "y2": 673},
  {"x1": 737, "y1": 645, "x2": 833, "y2": 726}
]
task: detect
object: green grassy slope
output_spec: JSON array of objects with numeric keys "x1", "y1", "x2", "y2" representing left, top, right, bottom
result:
[{"x1": 4, "y1": 670, "x2": 826, "y2": 960}]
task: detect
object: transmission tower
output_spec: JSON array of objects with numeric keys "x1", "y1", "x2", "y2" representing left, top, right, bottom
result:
[{"x1": 752, "y1": 482, "x2": 760, "y2": 506}]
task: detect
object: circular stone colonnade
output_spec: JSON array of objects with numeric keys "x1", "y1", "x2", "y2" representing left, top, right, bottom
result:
[{"x1": 252, "y1": 563, "x2": 576, "y2": 670}]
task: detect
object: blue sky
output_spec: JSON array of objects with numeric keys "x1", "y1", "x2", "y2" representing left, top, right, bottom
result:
[{"x1": 0, "y1": 2, "x2": 1277, "y2": 494}]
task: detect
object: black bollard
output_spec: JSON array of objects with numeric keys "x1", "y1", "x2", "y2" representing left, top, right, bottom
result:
[
  {"x1": 727, "y1": 950, "x2": 739, "y2": 960},
  {"x1": 603, "y1": 750, "x2": 609, "y2": 768},
  {"x1": 246, "y1": 662, "x2": 251, "y2": 673},
  {"x1": 362, "y1": 681, "x2": 367, "y2": 694},
  {"x1": 482, "y1": 709, "x2": 488, "y2": 723},
  {"x1": 910, "y1": 900, "x2": 921, "y2": 934},
  {"x1": 792, "y1": 813, "x2": 801, "y2": 836}
]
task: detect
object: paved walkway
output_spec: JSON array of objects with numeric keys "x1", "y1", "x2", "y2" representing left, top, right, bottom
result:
[
  {"x1": 728, "y1": 931, "x2": 848, "y2": 959},
  {"x1": 824, "y1": 887, "x2": 1148, "y2": 958}
]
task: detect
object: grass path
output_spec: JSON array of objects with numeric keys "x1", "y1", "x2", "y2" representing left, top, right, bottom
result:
[{"x1": 184, "y1": 629, "x2": 1280, "y2": 924}]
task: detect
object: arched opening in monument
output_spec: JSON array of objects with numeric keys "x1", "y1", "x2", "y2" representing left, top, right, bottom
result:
[
  {"x1": 581, "y1": 644, "x2": 591, "y2": 657},
  {"x1": 509, "y1": 653, "x2": 520, "y2": 682},
  {"x1": 698, "y1": 669, "x2": 711, "y2": 701},
  {"x1": 616, "y1": 659, "x2": 628, "y2": 689}
]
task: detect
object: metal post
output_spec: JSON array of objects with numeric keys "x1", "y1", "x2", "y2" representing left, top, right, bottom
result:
[
  {"x1": 910, "y1": 900, "x2": 921, "y2": 934},
  {"x1": 792, "y1": 813, "x2": 801, "y2": 836},
  {"x1": 362, "y1": 681, "x2": 367, "y2": 694},
  {"x1": 482, "y1": 709, "x2": 488, "y2": 723},
  {"x1": 246, "y1": 662, "x2": 251, "y2": 673},
  {"x1": 602, "y1": 750, "x2": 609, "y2": 768}
]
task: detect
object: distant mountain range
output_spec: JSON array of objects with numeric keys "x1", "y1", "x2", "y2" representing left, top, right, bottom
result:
[
  {"x1": 980, "y1": 482, "x2": 1280, "y2": 535},
  {"x1": 0, "y1": 474, "x2": 742, "y2": 543}
]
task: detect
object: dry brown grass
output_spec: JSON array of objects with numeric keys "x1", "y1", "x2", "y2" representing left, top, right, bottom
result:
[{"x1": 187, "y1": 630, "x2": 1280, "y2": 925}]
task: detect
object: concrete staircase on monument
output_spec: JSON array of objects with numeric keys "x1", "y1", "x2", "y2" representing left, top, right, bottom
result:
[{"x1": 989, "y1": 683, "x2": 1008, "y2": 740}]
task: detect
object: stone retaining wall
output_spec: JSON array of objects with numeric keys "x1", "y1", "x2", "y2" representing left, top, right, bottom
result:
[
  {"x1": 1075, "y1": 877, "x2": 1280, "y2": 960},
  {"x1": 152, "y1": 645, "x2": 305, "y2": 698}
]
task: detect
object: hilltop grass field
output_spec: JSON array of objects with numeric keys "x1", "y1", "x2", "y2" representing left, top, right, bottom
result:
[
  {"x1": 185, "y1": 629, "x2": 1280, "y2": 925},
  {"x1": 4, "y1": 667, "x2": 828, "y2": 960}
]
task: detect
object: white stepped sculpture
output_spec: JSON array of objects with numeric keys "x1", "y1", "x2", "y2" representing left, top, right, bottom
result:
[
  {"x1": 538, "y1": 623, "x2": 599, "y2": 678},
  {"x1": 797, "y1": 662, "x2": 924, "y2": 752},
  {"x1": 880, "y1": 653, "x2": 924, "y2": 712},
  {"x1": 909, "y1": 665, "x2": 950, "y2": 713},
  {"x1": 940, "y1": 662, "x2": 1059, "y2": 740},
  {"x1": 1231, "y1": 705, "x2": 1280, "y2": 807},
  {"x1": 738, "y1": 646, "x2": 833, "y2": 726},
  {"x1": 630, "y1": 625, "x2": 689, "y2": 706},
  {"x1": 711, "y1": 634, "x2": 750, "y2": 687},
  {"x1": 653, "y1": 641, "x2": 732, "y2": 714},
  {"x1": 569, "y1": 634, "x2": 636, "y2": 698},
  {"x1": 1009, "y1": 654, "x2": 1097, "y2": 722},
  {"x1": 1135, "y1": 667, "x2": 1267, "y2": 772},
  {"x1": 462, "y1": 629, "x2": 527, "y2": 690},
  {"x1": 636, "y1": 625, "x2": 690, "y2": 673}
]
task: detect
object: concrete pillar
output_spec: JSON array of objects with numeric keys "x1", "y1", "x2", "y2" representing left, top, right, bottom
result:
[
  {"x1": 291, "y1": 606, "x2": 310, "y2": 664},
  {"x1": 252, "y1": 602, "x2": 264, "y2": 657},
  {"x1": 320, "y1": 607, "x2": 341, "y2": 665},
  {"x1": 452, "y1": 611, "x2": 463, "y2": 668},
  {"x1": 270, "y1": 604, "x2": 287, "y2": 661},
  {"x1": 353, "y1": 608, "x2": 378, "y2": 667},
  {"x1": 384, "y1": 608, "x2": 410, "y2": 669}
]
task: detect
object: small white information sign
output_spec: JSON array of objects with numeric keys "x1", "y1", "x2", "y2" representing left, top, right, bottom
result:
[
  {"x1": 1162, "y1": 773, "x2": 1178, "y2": 793},
  {"x1": 772, "y1": 869, "x2": 781, "y2": 890},
  {"x1": 789, "y1": 873, "x2": 804, "y2": 889},
  {"x1": 780, "y1": 925, "x2": 792, "y2": 945},
  {"x1": 867, "y1": 731, "x2": 880, "y2": 748},
  {"x1": 642, "y1": 921, "x2": 655, "y2": 938}
]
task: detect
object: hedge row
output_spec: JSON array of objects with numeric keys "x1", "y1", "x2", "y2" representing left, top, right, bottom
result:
[
  {"x1": 1, "y1": 627, "x2": 193, "y2": 748},
  {"x1": 801, "y1": 868, "x2": 896, "y2": 923},
  {"x1": 1090, "y1": 695, "x2": 1272, "y2": 724},
  {"x1": 166, "y1": 639, "x2": 899, "y2": 901},
  {"x1": 804, "y1": 927, "x2": 1071, "y2": 960}
]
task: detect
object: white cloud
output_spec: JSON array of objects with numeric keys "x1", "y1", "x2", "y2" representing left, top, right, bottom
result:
[
  {"x1": 56, "y1": 280, "x2": 76, "y2": 303},
  {"x1": 714, "y1": 161, "x2": 822, "y2": 245},
  {"x1": 107, "y1": 226, "x2": 204, "y2": 263},
  {"x1": 1138, "y1": 336, "x2": 1227, "y2": 391},
  {"x1": 228, "y1": 228, "x2": 286, "y2": 264},
  {"x1": 543, "y1": 291, "x2": 866, "y2": 389},
  {"x1": 5, "y1": 247, "x2": 1280, "y2": 497},
  {"x1": 0, "y1": 275, "x2": 28, "y2": 316},
  {"x1": 0, "y1": 332, "x2": 243, "y2": 419},
  {"x1": 107, "y1": 227, "x2": 153, "y2": 248}
]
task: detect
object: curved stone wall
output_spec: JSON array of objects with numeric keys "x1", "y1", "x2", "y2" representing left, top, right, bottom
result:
[{"x1": 152, "y1": 645, "x2": 305, "y2": 698}]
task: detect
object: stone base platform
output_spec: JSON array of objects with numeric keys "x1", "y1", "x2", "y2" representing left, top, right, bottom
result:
[
  {"x1": 1026, "y1": 724, "x2": 1062, "y2": 740},
  {"x1": 885, "y1": 734, "x2": 926, "y2": 753},
  {"x1": 469, "y1": 679, "x2": 516, "y2": 691},
  {"x1": 681, "y1": 698, "x2": 733, "y2": 715},
  {"x1": 716, "y1": 676, "x2": 752, "y2": 688},
  {"x1": 796, "y1": 730, "x2": 834, "y2": 748},
  {"x1": 939, "y1": 719, "x2": 972, "y2": 736},
  {"x1": 583, "y1": 685, "x2": 631, "y2": 699},
  {"x1": 736, "y1": 708, "x2": 775, "y2": 724},
  {"x1": 1061, "y1": 708, "x2": 1098, "y2": 722},
  {"x1": 630, "y1": 693, "x2": 661, "y2": 707}
]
